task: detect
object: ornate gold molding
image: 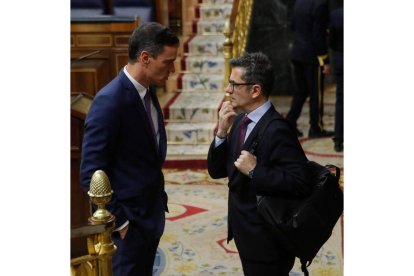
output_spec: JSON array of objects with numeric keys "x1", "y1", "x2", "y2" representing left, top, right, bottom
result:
[{"x1": 223, "y1": 0, "x2": 254, "y2": 100}]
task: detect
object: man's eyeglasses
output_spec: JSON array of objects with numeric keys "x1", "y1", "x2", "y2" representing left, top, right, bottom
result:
[{"x1": 227, "y1": 81, "x2": 256, "y2": 92}]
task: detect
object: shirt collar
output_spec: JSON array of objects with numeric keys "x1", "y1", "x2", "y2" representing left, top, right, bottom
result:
[
  {"x1": 123, "y1": 66, "x2": 147, "y2": 100},
  {"x1": 246, "y1": 100, "x2": 272, "y2": 123}
]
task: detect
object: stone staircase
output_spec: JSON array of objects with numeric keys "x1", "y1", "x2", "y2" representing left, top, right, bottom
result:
[{"x1": 164, "y1": 0, "x2": 233, "y2": 167}]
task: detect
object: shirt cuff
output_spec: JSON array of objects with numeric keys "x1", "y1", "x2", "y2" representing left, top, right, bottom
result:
[
  {"x1": 214, "y1": 135, "x2": 226, "y2": 148},
  {"x1": 114, "y1": 220, "x2": 129, "y2": 232}
]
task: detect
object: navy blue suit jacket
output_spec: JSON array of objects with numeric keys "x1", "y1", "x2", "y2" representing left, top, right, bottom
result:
[
  {"x1": 207, "y1": 105, "x2": 310, "y2": 261},
  {"x1": 80, "y1": 69, "x2": 168, "y2": 238}
]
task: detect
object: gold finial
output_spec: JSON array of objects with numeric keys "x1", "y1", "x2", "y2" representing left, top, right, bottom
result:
[
  {"x1": 88, "y1": 170, "x2": 113, "y2": 222},
  {"x1": 224, "y1": 92, "x2": 231, "y2": 102},
  {"x1": 223, "y1": 20, "x2": 231, "y2": 38}
]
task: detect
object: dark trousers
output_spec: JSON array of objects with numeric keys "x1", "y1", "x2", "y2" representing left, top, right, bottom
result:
[
  {"x1": 286, "y1": 60, "x2": 325, "y2": 131},
  {"x1": 333, "y1": 51, "x2": 344, "y2": 142},
  {"x1": 231, "y1": 218, "x2": 296, "y2": 276},
  {"x1": 112, "y1": 222, "x2": 160, "y2": 276},
  {"x1": 240, "y1": 256, "x2": 295, "y2": 276}
]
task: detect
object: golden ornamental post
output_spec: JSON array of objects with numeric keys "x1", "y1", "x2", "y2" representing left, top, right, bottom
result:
[
  {"x1": 230, "y1": 0, "x2": 254, "y2": 58},
  {"x1": 88, "y1": 170, "x2": 117, "y2": 276},
  {"x1": 223, "y1": 19, "x2": 233, "y2": 102}
]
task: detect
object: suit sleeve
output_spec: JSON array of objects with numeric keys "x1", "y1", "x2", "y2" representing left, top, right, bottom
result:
[
  {"x1": 207, "y1": 139, "x2": 228, "y2": 179},
  {"x1": 251, "y1": 122, "x2": 311, "y2": 198},
  {"x1": 79, "y1": 93, "x2": 127, "y2": 227}
]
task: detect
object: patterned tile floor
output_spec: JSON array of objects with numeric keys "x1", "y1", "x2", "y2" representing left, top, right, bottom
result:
[{"x1": 156, "y1": 175, "x2": 343, "y2": 276}]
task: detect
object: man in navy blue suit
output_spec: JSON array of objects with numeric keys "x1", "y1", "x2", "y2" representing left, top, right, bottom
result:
[{"x1": 80, "y1": 22, "x2": 179, "y2": 276}]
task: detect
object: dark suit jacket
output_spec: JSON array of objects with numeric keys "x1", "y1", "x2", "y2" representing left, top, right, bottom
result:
[
  {"x1": 80, "y1": 69, "x2": 168, "y2": 238},
  {"x1": 208, "y1": 104, "x2": 310, "y2": 261},
  {"x1": 329, "y1": 7, "x2": 343, "y2": 53},
  {"x1": 291, "y1": 0, "x2": 329, "y2": 64}
]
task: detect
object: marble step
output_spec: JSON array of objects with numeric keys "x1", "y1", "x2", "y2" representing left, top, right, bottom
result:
[
  {"x1": 183, "y1": 1, "x2": 233, "y2": 36},
  {"x1": 180, "y1": 73, "x2": 225, "y2": 92},
  {"x1": 166, "y1": 91, "x2": 224, "y2": 122},
  {"x1": 184, "y1": 34, "x2": 225, "y2": 56},
  {"x1": 197, "y1": 4, "x2": 233, "y2": 21},
  {"x1": 166, "y1": 144, "x2": 211, "y2": 161},
  {"x1": 202, "y1": 0, "x2": 233, "y2": 4},
  {"x1": 182, "y1": 55, "x2": 225, "y2": 74},
  {"x1": 165, "y1": 73, "x2": 225, "y2": 93},
  {"x1": 192, "y1": 19, "x2": 226, "y2": 35},
  {"x1": 166, "y1": 122, "x2": 217, "y2": 144}
]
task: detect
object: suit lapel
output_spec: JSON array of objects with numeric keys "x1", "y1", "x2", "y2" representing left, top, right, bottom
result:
[
  {"x1": 119, "y1": 71, "x2": 160, "y2": 156},
  {"x1": 243, "y1": 106, "x2": 277, "y2": 152},
  {"x1": 228, "y1": 106, "x2": 277, "y2": 181},
  {"x1": 149, "y1": 86, "x2": 167, "y2": 163}
]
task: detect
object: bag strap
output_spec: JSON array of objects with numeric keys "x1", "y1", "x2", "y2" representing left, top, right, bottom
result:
[
  {"x1": 300, "y1": 258, "x2": 311, "y2": 276},
  {"x1": 249, "y1": 113, "x2": 279, "y2": 154},
  {"x1": 250, "y1": 113, "x2": 280, "y2": 203},
  {"x1": 325, "y1": 164, "x2": 341, "y2": 182}
]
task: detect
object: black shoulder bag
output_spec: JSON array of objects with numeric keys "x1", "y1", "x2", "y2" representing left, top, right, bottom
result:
[{"x1": 250, "y1": 116, "x2": 344, "y2": 276}]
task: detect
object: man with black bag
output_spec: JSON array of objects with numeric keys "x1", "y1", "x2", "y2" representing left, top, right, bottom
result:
[{"x1": 207, "y1": 52, "x2": 311, "y2": 275}]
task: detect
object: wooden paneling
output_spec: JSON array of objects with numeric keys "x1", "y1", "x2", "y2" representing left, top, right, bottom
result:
[
  {"x1": 71, "y1": 60, "x2": 110, "y2": 96},
  {"x1": 71, "y1": 18, "x2": 139, "y2": 94},
  {"x1": 114, "y1": 35, "x2": 130, "y2": 47},
  {"x1": 71, "y1": 93, "x2": 94, "y2": 258},
  {"x1": 112, "y1": 50, "x2": 129, "y2": 75},
  {"x1": 76, "y1": 34, "x2": 113, "y2": 47},
  {"x1": 71, "y1": 148, "x2": 91, "y2": 258}
]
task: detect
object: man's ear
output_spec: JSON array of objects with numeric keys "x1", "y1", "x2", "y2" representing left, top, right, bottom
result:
[
  {"x1": 251, "y1": 84, "x2": 262, "y2": 98},
  {"x1": 140, "y1": 51, "x2": 151, "y2": 64}
]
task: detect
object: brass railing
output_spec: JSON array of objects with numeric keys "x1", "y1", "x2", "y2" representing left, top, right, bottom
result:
[
  {"x1": 71, "y1": 170, "x2": 117, "y2": 276},
  {"x1": 223, "y1": 0, "x2": 254, "y2": 98}
]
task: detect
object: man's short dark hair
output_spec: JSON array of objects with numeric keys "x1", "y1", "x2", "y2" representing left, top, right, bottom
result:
[
  {"x1": 229, "y1": 52, "x2": 274, "y2": 98},
  {"x1": 128, "y1": 22, "x2": 180, "y2": 62}
]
